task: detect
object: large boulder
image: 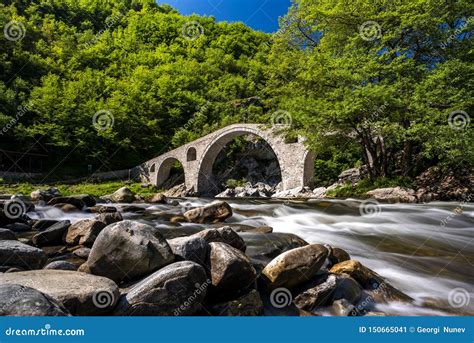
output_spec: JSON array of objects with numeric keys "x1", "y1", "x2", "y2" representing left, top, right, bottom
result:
[
  {"x1": 366, "y1": 187, "x2": 417, "y2": 203},
  {"x1": 86, "y1": 220, "x2": 174, "y2": 283},
  {"x1": 192, "y1": 227, "x2": 246, "y2": 252},
  {"x1": 242, "y1": 232, "x2": 308, "y2": 265},
  {"x1": 32, "y1": 220, "x2": 70, "y2": 247},
  {"x1": 294, "y1": 274, "x2": 338, "y2": 311},
  {"x1": 114, "y1": 261, "x2": 208, "y2": 316},
  {"x1": 262, "y1": 244, "x2": 328, "y2": 289},
  {"x1": 47, "y1": 196, "x2": 85, "y2": 210},
  {"x1": 0, "y1": 240, "x2": 47, "y2": 270},
  {"x1": 168, "y1": 236, "x2": 209, "y2": 265},
  {"x1": 0, "y1": 228, "x2": 17, "y2": 240},
  {"x1": 109, "y1": 187, "x2": 136, "y2": 203},
  {"x1": 0, "y1": 270, "x2": 119, "y2": 315},
  {"x1": 65, "y1": 219, "x2": 106, "y2": 246},
  {"x1": 208, "y1": 242, "x2": 257, "y2": 301},
  {"x1": 0, "y1": 284, "x2": 70, "y2": 316},
  {"x1": 184, "y1": 201, "x2": 233, "y2": 223}
]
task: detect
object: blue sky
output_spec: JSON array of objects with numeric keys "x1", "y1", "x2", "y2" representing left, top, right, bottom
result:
[{"x1": 157, "y1": 0, "x2": 292, "y2": 32}]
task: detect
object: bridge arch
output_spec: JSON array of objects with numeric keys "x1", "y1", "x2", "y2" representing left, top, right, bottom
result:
[
  {"x1": 154, "y1": 156, "x2": 185, "y2": 188},
  {"x1": 196, "y1": 127, "x2": 283, "y2": 194}
]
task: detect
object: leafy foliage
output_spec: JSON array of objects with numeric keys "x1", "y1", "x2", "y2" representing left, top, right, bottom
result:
[{"x1": 0, "y1": 0, "x2": 472, "y2": 185}]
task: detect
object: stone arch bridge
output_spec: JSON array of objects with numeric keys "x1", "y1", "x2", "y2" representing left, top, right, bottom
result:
[{"x1": 137, "y1": 124, "x2": 315, "y2": 195}]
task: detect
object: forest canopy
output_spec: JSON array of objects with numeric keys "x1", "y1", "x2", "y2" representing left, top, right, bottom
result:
[{"x1": 0, "y1": 0, "x2": 472, "y2": 184}]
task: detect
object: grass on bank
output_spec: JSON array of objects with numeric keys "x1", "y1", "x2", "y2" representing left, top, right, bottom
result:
[{"x1": 0, "y1": 180, "x2": 162, "y2": 197}]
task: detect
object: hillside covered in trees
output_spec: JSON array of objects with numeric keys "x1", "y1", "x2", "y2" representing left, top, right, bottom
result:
[{"x1": 0, "y1": 0, "x2": 472, "y2": 187}]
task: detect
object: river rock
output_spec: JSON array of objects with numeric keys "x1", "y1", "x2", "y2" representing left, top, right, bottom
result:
[
  {"x1": 114, "y1": 261, "x2": 208, "y2": 316},
  {"x1": 32, "y1": 219, "x2": 58, "y2": 231},
  {"x1": 48, "y1": 196, "x2": 85, "y2": 210},
  {"x1": 329, "y1": 260, "x2": 412, "y2": 303},
  {"x1": 44, "y1": 260, "x2": 77, "y2": 271},
  {"x1": 73, "y1": 247, "x2": 91, "y2": 259},
  {"x1": 65, "y1": 219, "x2": 106, "y2": 246},
  {"x1": 0, "y1": 240, "x2": 47, "y2": 269},
  {"x1": 242, "y1": 232, "x2": 309, "y2": 265},
  {"x1": 233, "y1": 225, "x2": 273, "y2": 234},
  {"x1": 32, "y1": 220, "x2": 70, "y2": 247},
  {"x1": 162, "y1": 183, "x2": 189, "y2": 197},
  {"x1": 294, "y1": 274, "x2": 338, "y2": 310},
  {"x1": 184, "y1": 201, "x2": 233, "y2": 223},
  {"x1": 0, "y1": 228, "x2": 17, "y2": 240},
  {"x1": 272, "y1": 186, "x2": 314, "y2": 199},
  {"x1": 327, "y1": 246, "x2": 351, "y2": 267},
  {"x1": 330, "y1": 298, "x2": 356, "y2": 316},
  {"x1": 72, "y1": 194, "x2": 96, "y2": 207},
  {"x1": 96, "y1": 212, "x2": 123, "y2": 225},
  {"x1": 362, "y1": 279, "x2": 413, "y2": 304},
  {"x1": 329, "y1": 260, "x2": 374, "y2": 287},
  {"x1": 208, "y1": 242, "x2": 257, "y2": 301},
  {"x1": 30, "y1": 188, "x2": 61, "y2": 202},
  {"x1": 192, "y1": 227, "x2": 246, "y2": 252},
  {"x1": 0, "y1": 284, "x2": 70, "y2": 316},
  {"x1": 312, "y1": 187, "x2": 327, "y2": 198},
  {"x1": 4, "y1": 222, "x2": 31, "y2": 232},
  {"x1": 54, "y1": 203, "x2": 79, "y2": 212},
  {"x1": 109, "y1": 187, "x2": 136, "y2": 203},
  {"x1": 146, "y1": 193, "x2": 167, "y2": 204},
  {"x1": 88, "y1": 205, "x2": 117, "y2": 213},
  {"x1": 212, "y1": 289, "x2": 264, "y2": 316},
  {"x1": 86, "y1": 220, "x2": 174, "y2": 283},
  {"x1": 0, "y1": 270, "x2": 119, "y2": 315},
  {"x1": 366, "y1": 187, "x2": 417, "y2": 203},
  {"x1": 168, "y1": 236, "x2": 209, "y2": 265},
  {"x1": 262, "y1": 244, "x2": 328, "y2": 289},
  {"x1": 333, "y1": 274, "x2": 363, "y2": 304}
]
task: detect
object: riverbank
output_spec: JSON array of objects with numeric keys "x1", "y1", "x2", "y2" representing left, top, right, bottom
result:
[{"x1": 1, "y1": 187, "x2": 473, "y2": 316}]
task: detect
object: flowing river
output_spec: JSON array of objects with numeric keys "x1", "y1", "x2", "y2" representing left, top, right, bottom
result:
[{"x1": 29, "y1": 197, "x2": 474, "y2": 316}]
